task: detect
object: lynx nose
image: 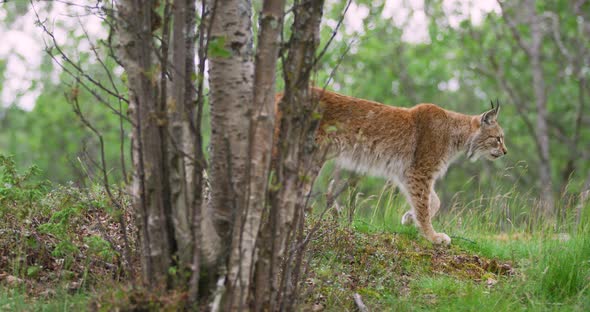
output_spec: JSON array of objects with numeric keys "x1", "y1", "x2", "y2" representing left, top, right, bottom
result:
[{"x1": 502, "y1": 147, "x2": 508, "y2": 155}]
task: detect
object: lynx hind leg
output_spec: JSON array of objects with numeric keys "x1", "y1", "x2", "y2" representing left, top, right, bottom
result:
[
  {"x1": 429, "y1": 190, "x2": 441, "y2": 219},
  {"x1": 399, "y1": 185, "x2": 416, "y2": 226},
  {"x1": 405, "y1": 174, "x2": 450, "y2": 245},
  {"x1": 401, "y1": 210, "x2": 415, "y2": 226},
  {"x1": 402, "y1": 190, "x2": 440, "y2": 225}
]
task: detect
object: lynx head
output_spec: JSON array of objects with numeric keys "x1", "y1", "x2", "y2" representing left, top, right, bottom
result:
[{"x1": 467, "y1": 99, "x2": 508, "y2": 161}]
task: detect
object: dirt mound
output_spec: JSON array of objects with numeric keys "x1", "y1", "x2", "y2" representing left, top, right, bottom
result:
[{"x1": 303, "y1": 223, "x2": 515, "y2": 310}]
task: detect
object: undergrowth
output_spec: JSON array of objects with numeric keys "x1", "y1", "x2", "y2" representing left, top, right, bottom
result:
[
  {"x1": 0, "y1": 155, "x2": 136, "y2": 300},
  {"x1": 1, "y1": 156, "x2": 589, "y2": 311}
]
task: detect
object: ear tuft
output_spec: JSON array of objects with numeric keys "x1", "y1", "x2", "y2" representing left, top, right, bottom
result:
[
  {"x1": 481, "y1": 99, "x2": 500, "y2": 125},
  {"x1": 481, "y1": 110, "x2": 496, "y2": 125}
]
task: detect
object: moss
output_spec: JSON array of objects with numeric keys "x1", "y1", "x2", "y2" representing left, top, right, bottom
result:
[{"x1": 303, "y1": 221, "x2": 517, "y2": 311}]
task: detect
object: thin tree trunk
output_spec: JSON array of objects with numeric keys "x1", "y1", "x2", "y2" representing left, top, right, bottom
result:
[
  {"x1": 560, "y1": 77, "x2": 586, "y2": 190},
  {"x1": 500, "y1": 0, "x2": 555, "y2": 214},
  {"x1": 577, "y1": 171, "x2": 590, "y2": 226},
  {"x1": 167, "y1": 0, "x2": 198, "y2": 271},
  {"x1": 527, "y1": 0, "x2": 555, "y2": 214},
  {"x1": 262, "y1": 0, "x2": 325, "y2": 310},
  {"x1": 187, "y1": 0, "x2": 207, "y2": 304},
  {"x1": 207, "y1": 0, "x2": 254, "y2": 308},
  {"x1": 116, "y1": 0, "x2": 172, "y2": 288},
  {"x1": 221, "y1": 0, "x2": 286, "y2": 309}
]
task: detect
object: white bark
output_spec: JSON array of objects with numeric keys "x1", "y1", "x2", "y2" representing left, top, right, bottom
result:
[
  {"x1": 207, "y1": 0, "x2": 255, "y2": 309},
  {"x1": 116, "y1": 0, "x2": 172, "y2": 287}
]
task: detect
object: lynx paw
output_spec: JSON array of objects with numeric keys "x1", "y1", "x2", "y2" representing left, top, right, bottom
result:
[
  {"x1": 401, "y1": 211, "x2": 415, "y2": 226},
  {"x1": 431, "y1": 233, "x2": 451, "y2": 245}
]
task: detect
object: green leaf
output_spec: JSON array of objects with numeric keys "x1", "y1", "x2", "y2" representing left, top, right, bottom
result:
[
  {"x1": 208, "y1": 37, "x2": 232, "y2": 58},
  {"x1": 27, "y1": 266, "x2": 42, "y2": 278},
  {"x1": 326, "y1": 125, "x2": 339, "y2": 133}
]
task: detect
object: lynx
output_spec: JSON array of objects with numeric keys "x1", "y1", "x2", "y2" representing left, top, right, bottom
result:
[{"x1": 306, "y1": 87, "x2": 507, "y2": 245}]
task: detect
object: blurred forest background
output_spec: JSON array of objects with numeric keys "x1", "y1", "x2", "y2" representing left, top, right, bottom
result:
[
  {"x1": 1, "y1": 0, "x2": 590, "y2": 310},
  {"x1": 2, "y1": 0, "x2": 589, "y2": 215}
]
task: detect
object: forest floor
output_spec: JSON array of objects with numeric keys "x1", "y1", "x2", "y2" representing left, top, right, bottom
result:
[
  {"x1": 0, "y1": 166, "x2": 589, "y2": 311},
  {"x1": 301, "y1": 217, "x2": 590, "y2": 311},
  {"x1": 2, "y1": 216, "x2": 588, "y2": 311}
]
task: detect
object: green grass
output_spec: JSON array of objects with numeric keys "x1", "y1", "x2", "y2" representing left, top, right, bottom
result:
[
  {"x1": 303, "y1": 183, "x2": 590, "y2": 311},
  {"x1": 15, "y1": 192, "x2": 583, "y2": 311},
  {"x1": 1, "y1": 156, "x2": 589, "y2": 310},
  {"x1": 0, "y1": 287, "x2": 89, "y2": 311},
  {"x1": 304, "y1": 226, "x2": 590, "y2": 311}
]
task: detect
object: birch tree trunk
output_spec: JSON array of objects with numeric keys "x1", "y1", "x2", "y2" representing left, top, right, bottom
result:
[
  {"x1": 247, "y1": 0, "x2": 286, "y2": 308},
  {"x1": 207, "y1": 0, "x2": 254, "y2": 279},
  {"x1": 220, "y1": 0, "x2": 286, "y2": 309},
  {"x1": 167, "y1": 0, "x2": 198, "y2": 270},
  {"x1": 255, "y1": 0, "x2": 325, "y2": 310},
  {"x1": 116, "y1": 0, "x2": 205, "y2": 292},
  {"x1": 276, "y1": 2, "x2": 325, "y2": 308},
  {"x1": 187, "y1": 0, "x2": 209, "y2": 303},
  {"x1": 117, "y1": 0, "x2": 327, "y2": 305},
  {"x1": 116, "y1": 0, "x2": 173, "y2": 288}
]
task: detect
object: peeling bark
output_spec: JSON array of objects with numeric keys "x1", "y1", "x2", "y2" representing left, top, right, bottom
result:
[
  {"x1": 261, "y1": 0, "x2": 325, "y2": 310},
  {"x1": 167, "y1": 0, "x2": 198, "y2": 270},
  {"x1": 116, "y1": 0, "x2": 203, "y2": 292},
  {"x1": 250, "y1": 1, "x2": 286, "y2": 307},
  {"x1": 223, "y1": 0, "x2": 286, "y2": 309},
  {"x1": 116, "y1": 0, "x2": 172, "y2": 287}
]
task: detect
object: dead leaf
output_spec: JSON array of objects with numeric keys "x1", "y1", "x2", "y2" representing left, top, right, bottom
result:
[
  {"x1": 5, "y1": 275, "x2": 24, "y2": 285},
  {"x1": 486, "y1": 277, "x2": 497, "y2": 287}
]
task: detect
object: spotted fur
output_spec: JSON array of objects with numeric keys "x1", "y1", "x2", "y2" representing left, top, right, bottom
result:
[{"x1": 277, "y1": 88, "x2": 507, "y2": 245}]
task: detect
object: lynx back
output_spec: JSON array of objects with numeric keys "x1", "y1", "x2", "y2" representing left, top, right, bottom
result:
[{"x1": 309, "y1": 88, "x2": 507, "y2": 245}]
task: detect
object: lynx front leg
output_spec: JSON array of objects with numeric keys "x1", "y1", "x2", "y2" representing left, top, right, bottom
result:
[{"x1": 405, "y1": 174, "x2": 450, "y2": 245}]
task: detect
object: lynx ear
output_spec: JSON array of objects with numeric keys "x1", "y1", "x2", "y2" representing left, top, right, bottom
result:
[{"x1": 481, "y1": 99, "x2": 500, "y2": 125}]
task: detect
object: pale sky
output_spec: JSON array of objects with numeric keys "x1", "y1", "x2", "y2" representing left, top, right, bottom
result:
[
  {"x1": 345, "y1": 0, "x2": 499, "y2": 42},
  {"x1": 0, "y1": 0, "x2": 499, "y2": 111},
  {"x1": 0, "y1": 1, "x2": 105, "y2": 110}
]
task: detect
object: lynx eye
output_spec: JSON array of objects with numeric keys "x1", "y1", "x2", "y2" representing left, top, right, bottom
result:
[{"x1": 488, "y1": 137, "x2": 501, "y2": 145}]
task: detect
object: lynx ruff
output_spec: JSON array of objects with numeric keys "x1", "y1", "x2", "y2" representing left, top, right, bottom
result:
[{"x1": 299, "y1": 88, "x2": 507, "y2": 245}]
